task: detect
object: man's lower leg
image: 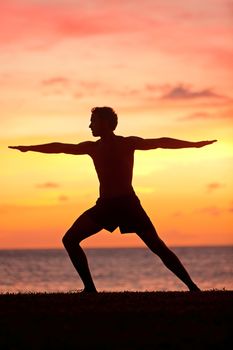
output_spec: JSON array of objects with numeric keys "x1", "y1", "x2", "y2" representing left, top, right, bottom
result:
[
  {"x1": 156, "y1": 243, "x2": 200, "y2": 291},
  {"x1": 64, "y1": 243, "x2": 97, "y2": 292}
]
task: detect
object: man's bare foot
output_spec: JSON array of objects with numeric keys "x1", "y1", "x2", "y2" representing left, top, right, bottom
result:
[
  {"x1": 189, "y1": 283, "x2": 201, "y2": 292},
  {"x1": 81, "y1": 288, "x2": 98, "y2": 294}
]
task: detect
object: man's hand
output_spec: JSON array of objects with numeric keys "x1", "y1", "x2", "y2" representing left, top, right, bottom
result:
[
  {"x1": 195, "y1": 140, "x2": 217, "y2": 148},
  {"x1": 8, "y1": 146, "x2": 29, "y2": 152}
]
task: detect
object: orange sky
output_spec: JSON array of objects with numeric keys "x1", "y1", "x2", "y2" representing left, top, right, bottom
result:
[{"x1": 1, "y1": 0, "x2": 233, "y2": 248}]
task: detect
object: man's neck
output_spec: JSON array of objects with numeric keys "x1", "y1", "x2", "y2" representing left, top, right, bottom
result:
[{"x1": 99, "y1": 132, "x2": 115, "y2": 141}]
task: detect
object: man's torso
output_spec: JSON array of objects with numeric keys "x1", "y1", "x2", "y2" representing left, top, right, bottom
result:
[{"x1": 89, "y1": 135, "x2": 135, "y2": 198}]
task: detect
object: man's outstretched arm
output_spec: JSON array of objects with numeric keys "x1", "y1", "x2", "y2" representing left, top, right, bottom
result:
[
  {"x1": 8, "y1": 141, "x2": 93, "y2": 155},
  {"x1": 129, "y1": 137, "x2": 217, "y2": 150}
]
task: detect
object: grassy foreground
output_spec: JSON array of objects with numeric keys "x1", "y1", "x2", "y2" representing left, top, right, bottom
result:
[{"x1": 0, "y1": 291, "x2": 232, "y2": 349}]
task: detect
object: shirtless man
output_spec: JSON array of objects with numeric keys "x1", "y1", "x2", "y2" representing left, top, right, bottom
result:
[{"x1": 9, "y1": 107, "x2": 216, "y2": 293}]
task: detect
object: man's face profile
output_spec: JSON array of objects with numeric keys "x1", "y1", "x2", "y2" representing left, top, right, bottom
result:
[{"x1": 89, "y1": 113, "x2": 111, "y2": 137}]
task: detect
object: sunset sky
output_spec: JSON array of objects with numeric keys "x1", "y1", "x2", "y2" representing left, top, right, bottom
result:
[{"x1": 1, "y1": 0, "x2": 233, "y2": 249}]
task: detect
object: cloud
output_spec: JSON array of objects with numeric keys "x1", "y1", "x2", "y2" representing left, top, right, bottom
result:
[
  {"x1": 172, "y1": 211, "x2": 183, "y2": 217},
  {"x1": 73, "y1": 80, "x2": 141, "y2": 100},
  {"x1": 181, "y1": 112, "x2": 211, "y2": 120},
  {"x1": 178, "y1": 107, "x2": 233, "y2": 121},
  {"x1": 70, "y1": 80, "x2": 230, "y2": 105},
  {"x1": 206, "y1": 182, "x2": 225, "y2": 193},
  {"x1": 199, "y1": 206, "x2": 223, "y2": 216},
  {"x1": 0, "y1": 2, "x2": 142, "y2": 48},
  {"x1": 0, "y1": 0, "x2": 231, "y2": 86},
  {"x1": 41, "y1": 77, "x2": 70, "y2": 86},
  {"x1": 41, "y1": 77, "x2": 71, "y2": 95},
  {"x1": 228, "y1": 203, "x2": 233, "y2": 213},
  {"x1": 58, "y1": 195, "x2": 69, "y2": 202},
  {"x1": 40, "y1": 77, "x2": 104, "y2": 98},
  {"x1": 36, "y1": 182, "x2": 60, "y2": 189},
  {"x1": 160, "y1": 85, "x2": 225, "y2": 100},
  {"x1": 198, "y1": 203, "x2": 233, "y2": 216},
  {"x1": 0, "y1": 0, "x2": 232, "y2": 79}
]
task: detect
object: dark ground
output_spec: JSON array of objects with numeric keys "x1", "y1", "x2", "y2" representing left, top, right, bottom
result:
[{"x1": 0, "y1": 291, "x2": 232, "y2": 349}]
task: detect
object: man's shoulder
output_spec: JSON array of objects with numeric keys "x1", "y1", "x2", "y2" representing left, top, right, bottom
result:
[
  {"x1": 115, "y1": 136, "x2": 146, "y2": 150},
  {"x1": 115, "y1": 135, "x2": 140, "y2": 145},
  {"x1": 92, "y1": 135, "x2": 143, "y2": 148},
  {"x1": 123, "y1": 136, "x2": 144, "y2": 145},
  {"x1": 116, "y1": 135, "x2": 142, "y2": 142}
]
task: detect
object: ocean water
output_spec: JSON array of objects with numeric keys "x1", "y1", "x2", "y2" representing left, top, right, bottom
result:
[{"x1": 0, "y1": 246, "x2": 232, "y2": 293}]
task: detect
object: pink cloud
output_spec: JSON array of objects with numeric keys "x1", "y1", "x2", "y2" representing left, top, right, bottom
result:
[
  {"x1": 137, "y1": 3, "x2": 233, "y2": 72},
  {"x1": 41, "y1": 77, "x2": 70, "y2": 86},
  {"x1": 41, "y1": 76, "x2": 72, "y2": 96},
  {"x1": 160, "y1": 85, "x2": 225, "y2": 100},
  {"x1": 0, "y1": 1, "x2": 232, "y2": 76},
  {"x1": 73, "y1": 80, "x2": 141, "y2": 99},
  {"x1": 39, "y1": 76, "x2": 232, "y2": 109},
  {"x1": 179, "y1": 107, "x2": 233, "y2": 121},
  {"x1": 140, "y1": 83, "x2": 231, "y2": 110},
  {"x1": 181, "y1": 112, "x2": 211, "y2": 120},
  {"x1": 0, "y1": 2, "x2": 142, "y2": 47},
  {"x1": 99, "y1": 81, "x2": 228, "y2": 102},
  {"x1": 41, "y1": 77, "x2": 70, "y2": 95}
]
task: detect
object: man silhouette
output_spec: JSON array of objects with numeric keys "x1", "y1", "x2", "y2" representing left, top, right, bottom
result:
[{"x1": 9, "y1": 107, "x2": 216, "y2": 293}]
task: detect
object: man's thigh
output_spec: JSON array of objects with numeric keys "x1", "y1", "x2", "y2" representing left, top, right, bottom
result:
[
  {"x1": 65, "y1": 210, "x2": 103, "y2": 242},
  {"x1": 135, "y1": 226, "x2": 165, "y2": 251}
]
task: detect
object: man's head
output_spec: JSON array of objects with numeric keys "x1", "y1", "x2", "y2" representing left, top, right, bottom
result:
[{"x1": 89, "y1": 107, "x2": 118, "y2": 137}]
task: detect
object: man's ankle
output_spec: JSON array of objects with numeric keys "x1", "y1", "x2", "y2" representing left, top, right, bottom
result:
[
  {"x1": 188, "y1": 283, "x2": 201, "y2": 292},
  {"x1": 83, "y1": 287, "x2": 98, "y2": 293}
]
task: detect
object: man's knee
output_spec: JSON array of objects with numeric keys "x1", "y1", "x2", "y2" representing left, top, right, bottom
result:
[
  {"x1": 151, "y1": 238, "x2": 169, "y2": 256},
  {"x1": 62, "y1": 229, "x2": 82, "y2": 248},
  {"x1": 138, "y1": 230, "x2": 166, "y2": 255},
  {"x1": 62, "y1": 231, "x2": 71, "y2": 248}
]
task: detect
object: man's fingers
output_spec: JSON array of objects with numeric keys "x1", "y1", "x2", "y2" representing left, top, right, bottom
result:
[
  {"x1": 196, "y1": 140, "x2": 217, "y2": 148},
  {"x1": 8, "y1": 146, "x2": 27, "y2": 152},
  {"x1": 207, "y1": 140, "x2": 217, "y2": 145},
  {"x1": 8, "y1": 146, "x2": 19, "y2": 150},
  {"x1": 208, "y1": 140, "x2": 217, "y2": 144}
]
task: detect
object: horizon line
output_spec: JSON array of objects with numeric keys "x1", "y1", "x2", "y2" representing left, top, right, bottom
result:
[{"x1": 0, "y1": 244, "x2": 232, "y2": 251}]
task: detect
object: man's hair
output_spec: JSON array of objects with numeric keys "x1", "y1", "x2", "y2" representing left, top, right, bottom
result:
[{"x1": 91, "y1": 106, "x2": 118, "y2": 130}]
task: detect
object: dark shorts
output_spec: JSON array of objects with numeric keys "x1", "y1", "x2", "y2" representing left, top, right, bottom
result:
[{"x1": 85, "y1": 193, "x2": 154, "y2": 234}]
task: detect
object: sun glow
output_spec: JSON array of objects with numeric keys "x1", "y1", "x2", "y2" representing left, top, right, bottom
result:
[{"x1": 1, "y1": 0, "x2": 232, "y2": 248}]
